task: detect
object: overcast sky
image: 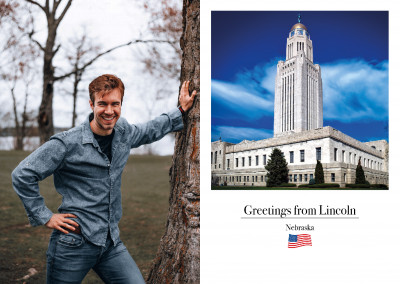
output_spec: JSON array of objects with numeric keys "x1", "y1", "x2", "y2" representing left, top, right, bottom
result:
[{"x1": 211, "y1": 11, "x2": 389, "y2": 143}]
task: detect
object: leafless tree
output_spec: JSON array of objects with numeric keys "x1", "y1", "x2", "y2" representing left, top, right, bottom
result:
[
  {"x1": 141, "y1": 0, "x2": 182, "y2": 81},
  {"x1": 1, "y1": 1, "x2": 39, "y2": 150},
  {"x1": 147, "y1": 0, "x2": 200, "y2": 282},
  {"x1": 63, "y1": 31, "x2": 101, "y2": 127}
]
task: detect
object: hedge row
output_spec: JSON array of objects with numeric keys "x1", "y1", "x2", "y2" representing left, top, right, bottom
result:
[
  {"x1": 298, "y1": 183, "x2": 340, "y2": 188},
  {"x1": 345, "y1": 184, "x2": 370, "y2": 188},
  {"x1": 345, "y1": 183, "x2": 388, "y2": 189},
  {"x1": 370, "y1": 184, "x2": 388, "y2": 189},
  {"x1": 279, "y1": 183, "x2": 297, "y2": 187}
]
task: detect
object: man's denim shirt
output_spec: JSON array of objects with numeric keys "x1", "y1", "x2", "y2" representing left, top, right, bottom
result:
[{"x1": 12, "y1": 109, "x2": 183, "y2": 246}]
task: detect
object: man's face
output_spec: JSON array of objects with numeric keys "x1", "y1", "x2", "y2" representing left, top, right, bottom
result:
[{"x1": 89, "y1": 89, "x2": 122, "y2": 135}]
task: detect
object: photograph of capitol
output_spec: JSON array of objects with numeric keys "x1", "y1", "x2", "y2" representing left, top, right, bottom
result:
[{"x1": 211, "y1": 12, "x2": 389, "y2": 188}]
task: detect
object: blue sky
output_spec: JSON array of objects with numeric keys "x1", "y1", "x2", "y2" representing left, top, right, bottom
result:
[{"x1": 211, "y1": 11, "x2": 389, "y2": 143}]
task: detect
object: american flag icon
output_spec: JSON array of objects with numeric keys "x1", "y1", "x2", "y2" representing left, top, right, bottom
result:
[{"x1": 288, "y1": 234, "x2": 312, "y2": 248}]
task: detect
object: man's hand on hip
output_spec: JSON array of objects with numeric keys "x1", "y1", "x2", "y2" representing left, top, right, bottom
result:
[
  {"x1": 45, "y1": 213, "x2": 79, "y2": 234},
  {"x1": 179, "y1": 80, "x2": 197, "y2": 112}
]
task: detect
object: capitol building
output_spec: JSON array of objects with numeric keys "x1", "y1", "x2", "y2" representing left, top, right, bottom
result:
[{"x1": 211, "y1": 20, "x2": 389, "y2": 187}]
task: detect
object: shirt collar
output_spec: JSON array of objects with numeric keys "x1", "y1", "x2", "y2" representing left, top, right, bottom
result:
[{"x1": 81, "y1": 113, "x2": 124, "y2": 145}]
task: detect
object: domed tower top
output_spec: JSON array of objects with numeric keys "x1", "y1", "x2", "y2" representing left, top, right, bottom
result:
[
  {"x1": 290, "y1": 22, "x2": 308, "y2": 31},
  {"x1": 290, "y1": 14, "x2": 308, "y2": 31},
  {"x1": 285, "y1": 14, "x2": 313, "y2": 62}
]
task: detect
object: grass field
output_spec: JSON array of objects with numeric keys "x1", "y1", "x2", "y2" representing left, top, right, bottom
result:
[{"x1": 0, "y1": 151, "x2": 173, "y2": 283}]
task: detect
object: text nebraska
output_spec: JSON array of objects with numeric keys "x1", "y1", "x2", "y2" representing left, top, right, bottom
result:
[
  {"x1": 319, "y1": 205, "x2": 356, "y2": 216},
  {"x1": 286, "y1": 224, "x2": 314, "y2": 231}
]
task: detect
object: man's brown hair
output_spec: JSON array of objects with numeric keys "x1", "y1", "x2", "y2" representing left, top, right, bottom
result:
[{"x1": 89, "y1": 74, "x2": 125, "y2": 103}]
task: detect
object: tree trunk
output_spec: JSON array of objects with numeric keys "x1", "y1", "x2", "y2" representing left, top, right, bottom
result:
[{"x1": 147, "y1": 0, "x2": 200, "y2": 283}]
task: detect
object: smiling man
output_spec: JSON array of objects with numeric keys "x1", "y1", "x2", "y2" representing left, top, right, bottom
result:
[{"x1": 12, "y1": 74, "x2": 196, "y2": 283}]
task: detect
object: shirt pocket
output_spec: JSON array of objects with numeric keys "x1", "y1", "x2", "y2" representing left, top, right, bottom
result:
[{"x1": 57, "y1": 233, "x2": 84, "y2": 248}]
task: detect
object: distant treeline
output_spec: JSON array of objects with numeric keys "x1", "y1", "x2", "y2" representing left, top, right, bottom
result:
[{"x1": 0, "y1": 127, "x2": 70, "y2": 137}]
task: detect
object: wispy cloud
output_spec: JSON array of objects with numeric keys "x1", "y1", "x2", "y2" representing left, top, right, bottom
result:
[
  {"x1": 212, "y1": 126, "x2": 273, "y2": 143},
  {"x1": 211, "y1": 60, "x2": 280, "y2": 119},
  {"x1": 321, "y1": 59, "x2": 388, "y2": 121},
  {"x1": 212, "y1": 58, "x2": 388, "y2": 143}
]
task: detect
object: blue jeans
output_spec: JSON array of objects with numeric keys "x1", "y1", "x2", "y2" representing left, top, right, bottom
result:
[{"x1": 46, "y1": 230, "x2": 145, "y2": 283}]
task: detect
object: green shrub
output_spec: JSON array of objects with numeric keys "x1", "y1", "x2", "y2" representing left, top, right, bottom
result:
[
  {"x1": 355, "y1": 158, "x2": 367, "y2": 184},
  {"x1": 370, "y1": 184, "x2": 388, "y2": 189},
  {"x1": 278, "y1": 183, "x2": 297, "y2": 187},
  {"x1": 345, "y1": 184, "x2": 370, "y2": 188},
  {"x1": 309, "y1": 178, "x2": 315, "y2": 185},
  {"x1": 314, "y1": 161, "x2": 325, "y2": 184},
  {"x1": 265, "y1": 148, "x2": 289, "y2": 187},
  {"x1": 309, "y1": 183, "x2": 340, "y2": 188},
  {"x1": 298, "y1": 184, "x2": 310, "y2": 188}
]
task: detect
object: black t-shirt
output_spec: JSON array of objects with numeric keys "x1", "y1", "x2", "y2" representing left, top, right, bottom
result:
[
  {"x1": 93, "y1": 131, "x2": 115, "y2": 162},
  {"x1": 89, "y1": 113, "x2": 115, "y2": 162}
]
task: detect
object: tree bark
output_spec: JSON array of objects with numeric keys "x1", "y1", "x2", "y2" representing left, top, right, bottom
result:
[{"x1": 147, "y1": 0, "x2": 200, "y2": 283}]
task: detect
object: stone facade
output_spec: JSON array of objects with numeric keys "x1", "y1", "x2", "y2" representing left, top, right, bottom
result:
[{"x1": 211, "y1": 127, "x2": 389, "y2": 187}]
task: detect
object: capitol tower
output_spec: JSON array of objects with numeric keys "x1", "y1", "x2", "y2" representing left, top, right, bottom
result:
[{"x1": 274, "y1": 16, "x2": 323, "y2": 136}]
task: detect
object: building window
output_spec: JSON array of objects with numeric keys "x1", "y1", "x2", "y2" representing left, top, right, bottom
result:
[
  {"x1": 255, "y1": 176, "x2": 258, "y2": 182},
  {"x1": 349, "y1": 152, "x2": 352, "y2": 164},
  {"x1": 299, "y1": 174, "x2": 302, "y2": 182},
  {"x1": 211, "y1": 152, "x2": 213, "y2": 163},
  {"x1": 334, "y1": 148, "x2": 338, "y2": 161},
  {"x1": 256, "y1": 156, "x2": 259, "y2": 166},
  {"x1": 252, "y1": 176, "x2": 254, "y2": 182},
  {"x1": 305, "y1": 174, "x2": 308, "y2": 182},
  {"x1": 354, "y1": 154, "x2": 357, "y2": 164},
  {"x1": 344, "y1": 173, "x2": 346, "y2": 183},
  {"x1": 219, "y1": 164, "x2": 220, "y2": 168},
  {"x1": 316, "y1": 147, "x2": 321, "y2": 161},
  {"x1": 214, "y1": 151, "x2": 217, "y2": 164},
  {"x1": 290, "y1": 151, "x2": 294, "y2": 163},
  {"x1": 300, "y1": 150, "x2": 305, "y2": 162},
  {"x1": 342, "y1": 150, "x2": 345, "y2": 162},
  {"x1": 331, "y1": 173, "x2": 335, "y2": 182},
  {"x1": 227, "y1": 159, "x2": 230, "y2": 169},
  {"x1": 261, "y1": 176, "x2": 264, "y2": 182},
  {"x1": 248, "y1": 156, "x2": 252, "y2": 167},
  {"x1": 247, "y1": 176, "x2": 250, "y2": 182},
  {"x1": 242, "y1": 157, "x2": 245, "y2": 167},
  {"x1": 239, "y1": 176, "x2": 241, "y2": 182},
  {"x1": 294, "y1": 174, "x2": 297, "y2": 182},
  {"x1": 236, "y1": 158, "x2": 238, "y2": 167},
  {"x1": 310, "y1": 173, "x2": 314, "y2": 180},
  {"x1": 289, "y1": 175, "x2": 292, "y2": 182},
  {"x1": 263, "y1": 155, "x2": 267, "y2": 165}
]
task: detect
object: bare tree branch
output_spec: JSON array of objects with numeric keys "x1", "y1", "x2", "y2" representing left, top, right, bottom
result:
[
  {"x1": 29, "y1": 34, "x2": 45, "y2": 51},
  {"x1": 53, "y1": 43, "x2": 61, "y2": 55},
  {"x1": 54, "y1": 39, "x2": 176, "y2": 81},
  {"x1": 24, "y1": 0, "x2": 46, "y2": 13},
  {"x1": 55, "y1": 0, "x2": 72, "y2": 27}
]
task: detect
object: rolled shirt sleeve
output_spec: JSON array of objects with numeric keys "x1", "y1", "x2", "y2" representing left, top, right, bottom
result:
[
  {"x1": 129, "y1": 108, "x2": 183, "y2": 148},
  {"x1": 12, "y1": 139, "x2": 67, "y2": 226}
]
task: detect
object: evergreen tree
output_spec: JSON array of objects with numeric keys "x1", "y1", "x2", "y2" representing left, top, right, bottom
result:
[
  {"x1": 355, "y1": 158, "x2": 367, "y2": 184},
  {"x1": 314, "y1": 160, "x2": 325, "y2": 184},
  {"x1": 265, "y1": 148, "x2": 289, "y2": 187}
]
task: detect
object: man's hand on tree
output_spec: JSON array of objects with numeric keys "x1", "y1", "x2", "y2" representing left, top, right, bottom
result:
[
  {"x1": 45, "y1": 213, "x2": 79, "y2": 234},
  {"x1": 179, "y1": 80, "x2": 197, "y2": 112}
]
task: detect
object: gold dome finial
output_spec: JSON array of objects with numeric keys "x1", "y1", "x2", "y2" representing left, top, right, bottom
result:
[{"x1": 291, "y1": 13, "x2": 307, "y2": 31}]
